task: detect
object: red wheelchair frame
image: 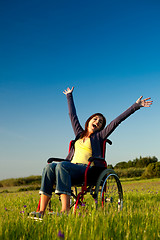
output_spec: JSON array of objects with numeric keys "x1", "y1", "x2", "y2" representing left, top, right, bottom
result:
[{"x1": 37, "y1": 138, "x2": 123, "y2": 213}]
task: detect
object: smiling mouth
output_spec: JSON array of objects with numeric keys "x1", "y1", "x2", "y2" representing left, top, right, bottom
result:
[{"x1": 92, "y1": 124, "x2": 97, "y2": 129}]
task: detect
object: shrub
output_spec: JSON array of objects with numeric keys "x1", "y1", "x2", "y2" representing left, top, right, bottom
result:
[
  {"x1": 115, "y1": 168, "x2": 145, "y2": 178},
  {"x1": 107, "y1": 164, "x2": 114, "y2": 169},
  {"x1": 0, "y1": 176, "x2": 41, "y2": 187},
  {"x1": 142, "y1": 162, "x2": 160, "y2": 178}
]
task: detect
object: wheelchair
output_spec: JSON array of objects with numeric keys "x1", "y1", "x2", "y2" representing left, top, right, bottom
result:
[{"x1": 37, "y1": 139, "x2": 123, "y2": 214}]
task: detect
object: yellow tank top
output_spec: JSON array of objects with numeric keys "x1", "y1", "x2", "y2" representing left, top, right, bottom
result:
[{"x1": 71, "y1": 138, "x2": 93, "y2": 165}]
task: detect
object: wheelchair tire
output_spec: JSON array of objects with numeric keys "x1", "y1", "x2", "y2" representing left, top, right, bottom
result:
[{"x1": 94, "y1": 169, "x2": 123, "y2": 212}]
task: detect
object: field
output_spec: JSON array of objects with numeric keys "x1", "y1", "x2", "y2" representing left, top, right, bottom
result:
[{"x1": 0, "y1": 178, "x2": 160, "y2": 240}]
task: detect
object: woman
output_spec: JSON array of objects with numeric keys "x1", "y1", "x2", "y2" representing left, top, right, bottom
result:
[{"x1": 30, "y1": 87, "x2": 152, "y2": 218}]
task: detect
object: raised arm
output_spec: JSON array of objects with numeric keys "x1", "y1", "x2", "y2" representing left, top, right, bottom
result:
[
  {"x1": 63, "y1": 87, "x2": 83, "y2": 137},
  {"x1": 99, "y1": 96, "x2": 153, "y2": 139}
]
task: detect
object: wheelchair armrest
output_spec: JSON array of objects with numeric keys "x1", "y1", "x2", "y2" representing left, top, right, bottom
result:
[
  {"x1": 88, "y1": 157, "x2": 105, "y2": 163},
  {"x1": 47, "y1": 158, "x2": 69, "y2": 164}
]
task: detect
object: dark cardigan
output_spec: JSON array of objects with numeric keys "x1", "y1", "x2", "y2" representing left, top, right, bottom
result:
[{"x1": 65, "y1": 93, "x2": 140, "y2": 167}]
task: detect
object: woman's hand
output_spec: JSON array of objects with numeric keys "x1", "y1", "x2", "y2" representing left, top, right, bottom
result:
[
  {"x1": 63, "y1": 87, "x2": 74, "y2": 95},
  {"x1": 136, "y1": 96, "x2": 153, "y2": 107}
]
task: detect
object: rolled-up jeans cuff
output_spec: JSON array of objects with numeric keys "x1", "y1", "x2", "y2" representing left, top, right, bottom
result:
[
  {"x1": 55, "y1": 190, "x2": 71, "y2": 196},
  {"x1": 39, "y1": 190, "x2": 52, "y2": 198}
]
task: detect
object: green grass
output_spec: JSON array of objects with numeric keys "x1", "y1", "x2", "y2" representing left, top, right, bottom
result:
[{"x1": 0, "y1": 179, "x2": 160, "y2": 240}]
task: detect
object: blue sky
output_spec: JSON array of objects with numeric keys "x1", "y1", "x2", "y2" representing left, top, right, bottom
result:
[{"x1": 0, "y1": 0, "x2": 159, "y2": 180}]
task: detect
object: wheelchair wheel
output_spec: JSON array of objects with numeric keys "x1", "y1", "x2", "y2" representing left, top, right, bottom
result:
[{"x1": 94, "y1": 169, "x2": 123, "y2": 212}]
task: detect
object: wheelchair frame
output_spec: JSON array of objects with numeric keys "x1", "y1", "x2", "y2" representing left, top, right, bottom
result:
[{"x1": 37, "y1": 139, "x2": 123, "y2": 213}]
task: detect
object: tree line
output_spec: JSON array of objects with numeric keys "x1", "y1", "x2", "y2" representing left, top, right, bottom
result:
[
  {"x1": 107, "y1": 156, "x2": 160, "y2": 179},
  {"x1": 113, "y1": 156, "x2": 158, "y2": 169}
]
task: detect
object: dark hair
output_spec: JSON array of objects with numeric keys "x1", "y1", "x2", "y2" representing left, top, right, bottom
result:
[{"x1": 80, "y1": 113, "x2": 106, "y2": 138}]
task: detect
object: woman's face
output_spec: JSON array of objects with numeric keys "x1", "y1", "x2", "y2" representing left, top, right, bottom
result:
[{"x1": 87, "y1": 115, "x2": 104, "y2": 134}]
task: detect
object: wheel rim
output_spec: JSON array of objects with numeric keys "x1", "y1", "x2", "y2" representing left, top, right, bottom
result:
[{"x1": 96, "y1": 173, "x2": 123, "y2": 212}]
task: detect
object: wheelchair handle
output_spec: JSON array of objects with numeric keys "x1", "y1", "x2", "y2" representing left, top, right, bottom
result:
[{"x1": 106, "y1": 139, "x2": 112, "y2": 145}]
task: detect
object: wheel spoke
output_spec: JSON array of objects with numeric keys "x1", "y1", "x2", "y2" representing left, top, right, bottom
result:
[{"x1": 95, "y1": 169, "x2": 123, "y2": 212}]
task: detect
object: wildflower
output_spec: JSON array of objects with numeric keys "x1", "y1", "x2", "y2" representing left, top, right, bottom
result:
[
  {"x1": 81, "y1": 203, "x2": 85, "y2": 207},
  {"x1": 58, "y1": 230, "x2": 64, "y2": 239},
  {"x1": 23, "y1": 205, "x2": 27, "y2": 208}
]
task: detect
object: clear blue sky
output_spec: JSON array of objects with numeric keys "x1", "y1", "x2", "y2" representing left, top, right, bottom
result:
[{"x1": 0, "y1": 0, "x2": 159, "y2": 180}]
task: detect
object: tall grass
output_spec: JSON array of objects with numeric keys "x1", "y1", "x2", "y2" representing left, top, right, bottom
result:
[{"x1": 0, "y1": 179, "x2": 160, "y2": 240}]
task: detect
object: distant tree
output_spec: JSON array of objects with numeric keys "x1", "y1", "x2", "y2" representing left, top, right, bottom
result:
[
  {"x1": 132, "y1": 158, "x2": 139, "y2": 167},
  {"x1": 114, "y1": 156, "x2": 158, "y2": 169},
  {"x1": 127, "y1": 160, "x2": 133, "y2": 168},
  {"x1": 136, "y1": 156, "x2": 158, "y2": 168},
  {"x1": 114, "y1": 161, "x2": 128, "y2": 169}
]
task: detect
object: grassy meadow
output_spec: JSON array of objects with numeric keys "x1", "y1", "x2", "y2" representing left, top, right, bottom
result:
[{"x1": 0, "y1": 178, "x2": 160, "y2": 240}]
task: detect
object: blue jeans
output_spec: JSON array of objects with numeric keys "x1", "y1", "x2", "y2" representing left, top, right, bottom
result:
[{"x1": 39, "y1": 161, "x2": 88, "y2": 197}]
